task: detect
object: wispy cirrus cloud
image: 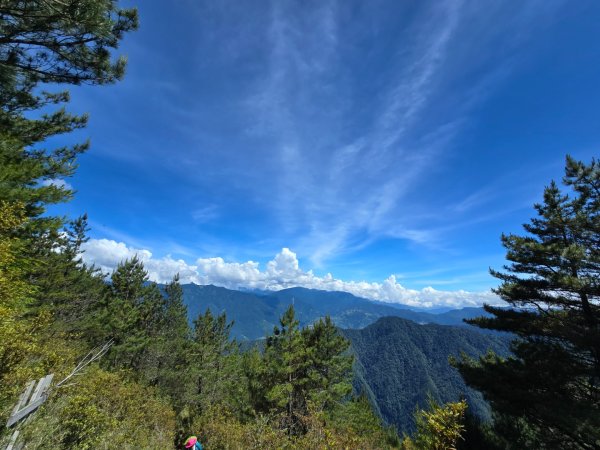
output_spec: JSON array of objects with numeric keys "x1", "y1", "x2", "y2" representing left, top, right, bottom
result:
[
  {"x1": 233, "y1": 0, "x2": 568, "y2": 265},
  {"x1": 241, "y1": 0, "x2": 471, "y2": 265},
  {"x1": 72, "y1": 0, "x2": 570, "y2": 282}
]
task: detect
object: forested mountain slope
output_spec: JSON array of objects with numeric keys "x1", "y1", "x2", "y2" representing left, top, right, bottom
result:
[
  {"x1": 182, "y1": 284, "x2": 490, "y2": 340},
  {"x1": 342, "y1": 317, "x2": 511, "y2": 433}
]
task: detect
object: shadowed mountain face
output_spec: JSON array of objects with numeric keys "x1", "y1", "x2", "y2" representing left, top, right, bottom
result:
[
  {"x1": 342, "y1": 317, "x2": 511, "y2": 433},
  {"x1": 182, "y1": 284, "x2": 491, "y2": 340}
]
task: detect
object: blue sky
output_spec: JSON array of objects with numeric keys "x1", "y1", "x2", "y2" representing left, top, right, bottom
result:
[{"x1": 49, "y1": 0, "x2": 600, "y2": 307}]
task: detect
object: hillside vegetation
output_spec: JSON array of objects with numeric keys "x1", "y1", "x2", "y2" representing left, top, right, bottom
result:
[{"x1": 343, "y1": 317, "x2": 510, "y2": 432}]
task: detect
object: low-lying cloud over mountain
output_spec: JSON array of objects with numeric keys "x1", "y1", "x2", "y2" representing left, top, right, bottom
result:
[{"x1": 82, "y1": 238, "x2": 499, "y2": 308}]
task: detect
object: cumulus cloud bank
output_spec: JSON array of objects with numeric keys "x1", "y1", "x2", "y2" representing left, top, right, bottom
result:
[{"x1": 82, "y1": 238, "x2": 499, "y2": 309}]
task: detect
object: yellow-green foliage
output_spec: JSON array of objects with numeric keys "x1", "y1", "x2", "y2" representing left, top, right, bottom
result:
[
  {"x1": 194, "y1": 408, "x2": 288, "y2": 450},
  {"x1": 0, "y1": 202, "x2": 78, "y2": 422},
  {"x1": 0, "y1": 201, "x2": 38, "y2": 415},
  {"x1": 21, "y1": 367, "x2": 176, "y2": 450},
  {"x1": 193, "y1": 405, "x2": 398, "y2": 450},
  {"x1": 402, "y1": 399, "x2": 467, "y2": 450},
  {"x1": 296, "y1": 408, "x2": 398, "y2": 450}
]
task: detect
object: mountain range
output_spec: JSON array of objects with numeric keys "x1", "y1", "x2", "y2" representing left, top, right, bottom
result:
[{"x1": 181, "y1": 284, "x2": 491, "y2": 340}]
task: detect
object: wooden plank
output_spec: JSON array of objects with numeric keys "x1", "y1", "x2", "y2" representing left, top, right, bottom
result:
[
  {"x1": 28, "y1": 378, "x2": 45, "y2": 405},
  {"x1": 5, "y1": 429, "x2": 19, "y2": 450},
  {"x1": 20, "y1": 381, "x2": 35, "y2": 410},
  {"x1": 31, "y1": 374, "x2": 53, "y2": 403},
  {"x1": 10, "y1": 381, "x2": 34, "y2": 418},
  {"x1": 6, "y1": 396, "x2": 47, "y2": 428},
  {"x1": 6, "y1": 374, "x2": 53, "y2": 430}
]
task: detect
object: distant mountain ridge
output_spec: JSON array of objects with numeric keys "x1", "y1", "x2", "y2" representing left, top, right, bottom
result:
[{"x1": 181, "y1": 284, "x2": 491, "y2": 340}]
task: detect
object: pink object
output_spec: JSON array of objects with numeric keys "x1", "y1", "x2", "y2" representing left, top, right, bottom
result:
[{"x1": 185, "y1": 436, "x2": 198, "y2": 448}]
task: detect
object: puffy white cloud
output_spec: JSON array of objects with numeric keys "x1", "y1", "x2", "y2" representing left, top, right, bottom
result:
[{"x1": 81, "y1": 239, "x2": 499, "y2": 309}]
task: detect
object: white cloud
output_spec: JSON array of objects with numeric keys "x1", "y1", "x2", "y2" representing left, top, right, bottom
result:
[{"x1": 82, "y1": 239, "x2": 499, "y2": 309}]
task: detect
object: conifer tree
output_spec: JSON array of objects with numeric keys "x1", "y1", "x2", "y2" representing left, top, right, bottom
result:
[
  {"x1": 155, "y1": 275, "x2": 191, "y2": 406},
  {"x1": 242, "y1": 345, "x2": 270, "y2": 415},
  {"x1": 191, "y1": 309, "x2": 240, "y2": 414},
  {"x1": 264, "y1": 305, "x2": 311, "y2": 435},
  {"x1": 456, "y1": 156, "x2": 600, "y2": 449},
  {"x1": 302, "y1": 316, "x2": 353, "y2": 410},
  {"x1": 101, "y1": 256, "x2": 165, "y2": 374},
  {"x1": 0, "y1": 1, "x2": 138, "y2": 231},
  {"x1": 31, "y1": 215, "x2": 107, "y2": 324},
  {"x1": 262, "y1": 307, "x2": 357, "y2": 437},
  {"x1": 0, "y1": 1, "x2": 139, "y2": 346},
  {"x1": 1, "y1": 0, "x2": 138, "y2": 145}
]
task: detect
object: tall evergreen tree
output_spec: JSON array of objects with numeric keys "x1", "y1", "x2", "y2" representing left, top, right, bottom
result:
[
  {"x1": 0, "y1": 1, "x2": 138, "y2": 85},
  {"x1": 155, "y1": 274, "x2": 191, "y2": 403},
  {"x1": 30, "y1": 214, "x2": 107, "y2": 324},
  {"x1": 302, "y1": 316, "x2": 353, "y2": 411},
  {"x1": 264, "y1": 305, "x2": 311, "y2": 435},
  {"x1": 191, "y1": 308, "x2": 240, "y2": 415},
  {"x1": 0, "y1": 0, "x2": 139, "y2": 347},
  {"x1": 1, "y1": 0, "x2": 138, "y2": 144},
  {"x1": 261, "y1": 306, "x2": 357, "y2": 437},
  {"x1": 0, "y1": 0, "x2": 138, "y2": 229},
  {"x1": 456, "y1": 156, "x2": 600, "y2": 449},
  {"x1": 99, "y1": 257, "x2": 165, "y2": 374},
  {"x1": 241, "y1": 344, "x2": 267, "y2": 406}
]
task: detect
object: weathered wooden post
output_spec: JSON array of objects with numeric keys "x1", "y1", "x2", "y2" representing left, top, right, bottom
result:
[
  {"x1": 3, "y1": 340, "x2": 112, "y2": 450},
  {"x1": 4, "y1": 374, "x2": 53, "y2": 450}
]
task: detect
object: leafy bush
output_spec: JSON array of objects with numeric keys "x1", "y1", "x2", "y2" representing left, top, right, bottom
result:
[{"x1": 21, "y1": 367, "x2": 175, "y2": 450}]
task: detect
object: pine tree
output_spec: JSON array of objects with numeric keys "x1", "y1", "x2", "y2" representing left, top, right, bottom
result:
[
  {"x1": 456, "y1": 156, "x2": 600, "y2": 449},
  {"x1": 190, "y1": 308, "x2": 240, "y2": 415},
  {"x1": 1, "y1": 0, "x2": 138, "y2": 145},
  {"x1": 30, "y1": 214, "x2": 107, "y2": 325},
  {"x1": 0, "y1": 1, "x2": 138, "y2": 85},
  {"x1": 155, "y1": 275, "x2": 191, "y2": 407},
  {"x1": 0, "y1": 1, "x2": 138, "y2": 230},
  {"x1": 302, "y1": 316, "x2": 353, "y2": 410},
  {"x1": 0, "y1": 0, "x2": 139, "y2": 357},
  {"x1": 261, "y1": 307, "x2": 356, "y2": 437},
  {"x1": 100, "y1": 257, "x2": 166, "y2": 374},
  {"x1": 242, "y1": 345, "x2": 269, "y2": 414},
  {"x1": 264, "y1": 305, "x2": 311, "y2": 435}
]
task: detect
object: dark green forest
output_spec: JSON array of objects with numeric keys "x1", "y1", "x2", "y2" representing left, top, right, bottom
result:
[
  {"x1": 1, "y1": 1, "x2": 599, "y2": 449},
  {"x1": 343, "y1": 317, "x2": 510, "y2": 433}
]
